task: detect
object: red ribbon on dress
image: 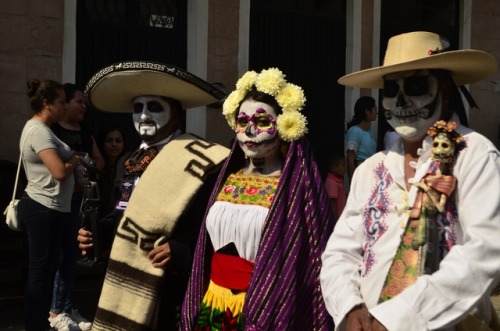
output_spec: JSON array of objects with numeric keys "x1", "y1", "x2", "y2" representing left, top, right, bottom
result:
[{"x1": 211, "y1": 251, "x2": 255, "y2": 291}]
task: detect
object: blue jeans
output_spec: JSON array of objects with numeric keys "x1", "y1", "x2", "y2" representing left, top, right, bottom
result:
[
  {"x1": 50, "y1": 191, "x2": 83, "y2": 314},
  {"x1": 18, "y1": 195, "x2": 66, "y2": 331}
]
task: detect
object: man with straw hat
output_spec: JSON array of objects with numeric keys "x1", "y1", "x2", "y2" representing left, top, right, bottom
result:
[
  {"x1": 77, "y1": 61, "x2": 229, "y2": 330},
  {"x1": 320, "y1": 31, "x2": 500, "y2": 330}
]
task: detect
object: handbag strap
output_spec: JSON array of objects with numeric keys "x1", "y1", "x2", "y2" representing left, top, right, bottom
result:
[{"x1": 11, "y1": 125, "x2": 36, "y2": 201}]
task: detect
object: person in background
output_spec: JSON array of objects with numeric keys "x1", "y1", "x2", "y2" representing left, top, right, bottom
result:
[
  {"x1": 345, "y1": 96, "x2": 378, "y2": 182},
  {"x1": 77, "y1": 61, "x2": 228, "y2": 330},
  {"x1": 17, "y1": 79, "x2": 80, "y2": 331},
  {"x1": 93, "y1": 126, "x2": 132, "y2": 261},
  {"x1": 320, "y1": 31, "x2": 500, "y2": 331},
  {"x1": 49, "y1": 83, "x2": 104, "y2": 331},
  {"x1": 324, "y1": 153, "x2": 347, "y2": 221},
  {"x1": 96, "y1": 126, "x2": 130, "y2": 216},
  {"x1": 181, "y1": 68, "x2": 336, "y2": 330}
]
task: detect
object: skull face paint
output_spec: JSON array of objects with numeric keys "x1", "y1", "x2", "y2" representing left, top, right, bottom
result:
[
  {"x1": 132, "y1": 96, "x2": 171, "y2": 143},
  {"x1": 236, "y1": 98, "x2": 281, "y2": 159},
  {"x1": 382, "y1": 70, "x2": 442, "y2": 142}
]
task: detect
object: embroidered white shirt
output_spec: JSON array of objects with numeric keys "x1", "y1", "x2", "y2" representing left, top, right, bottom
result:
[{"x1": 320, "y1": 124, "x2": 500, "y2": 331}]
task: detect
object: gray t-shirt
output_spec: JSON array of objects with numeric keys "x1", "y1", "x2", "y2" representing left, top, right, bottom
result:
[{"x1": 21, "y1": 119, "x2": 75, "y2": 212}]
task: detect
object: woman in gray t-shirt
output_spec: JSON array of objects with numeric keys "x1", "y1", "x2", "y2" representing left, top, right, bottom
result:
[{"x1": 17, "y1": 79, "x2": 79, "y2": 331}]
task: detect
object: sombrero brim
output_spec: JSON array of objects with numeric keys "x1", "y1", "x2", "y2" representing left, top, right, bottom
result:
[
  {"x1": 338, "y1": 50, "x2": 497, "y2": 89},
  {"x1": 85, "y1": 62, "x2": 226, "y2": 113}
]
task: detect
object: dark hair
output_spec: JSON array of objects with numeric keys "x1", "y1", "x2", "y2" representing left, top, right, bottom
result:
[
  {"x1": 63, "y1": 83, "x2": 84, "y2": 103},
  {"x1": 347, "y1": 96, "x2": 375, "y2": 129},
  {"x1": 237, "y1": 87, "x2": 282, "y2": 115},
  {"x1": 327, "y1": 153, "x2": 345, "y2": 168},
  {"x1": 27, "y1": 79, "x2": 64, "y2": 113},
  {"x1": 428, "y1": 69, "x2": 469, "y2": 127}
]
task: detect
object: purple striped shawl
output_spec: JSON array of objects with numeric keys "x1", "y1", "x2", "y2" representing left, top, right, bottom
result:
[{"x1": 181, "y1": 137, "x2": 335, "y2": 330}]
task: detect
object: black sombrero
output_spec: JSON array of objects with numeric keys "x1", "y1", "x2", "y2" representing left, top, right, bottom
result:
[{"x1": 85, "y1": 61, "x2": 226, "y2": 113}]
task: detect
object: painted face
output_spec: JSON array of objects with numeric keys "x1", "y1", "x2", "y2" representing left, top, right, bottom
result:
[
  {"x1": 132, "y1": 95, "x2": 171, "y2": 143},
  {"x1": 382, "y1": 70, "x2": 442, "y2": 142},
  {"x1": 103, "y1": 130, "x2": 124, "y2": 160},
  {"x1": 66, "y1": 90, "x2": 86, "y2": 122},
  {"x1": 236, "y1": 98, "x2": 281, "y2": 159}
]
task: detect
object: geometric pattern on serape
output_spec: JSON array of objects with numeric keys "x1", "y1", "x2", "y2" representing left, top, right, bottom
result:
[{"x1": 115, "y1": 217, "x2": 163, "y2": 252}]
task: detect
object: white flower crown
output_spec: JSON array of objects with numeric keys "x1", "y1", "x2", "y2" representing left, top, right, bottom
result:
[{"x1": 222, "y1": 68, "x2": 308, "y2": 142}]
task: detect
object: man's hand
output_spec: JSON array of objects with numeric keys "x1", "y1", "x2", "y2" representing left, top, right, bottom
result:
[
  {"x1": 77, "y1": 227, "x2": 93, "y2": 256},
  {"x1": 346, "y1": 304, "x2": 388, "y2": 331},
  {"x1": 148, "y1": 242, "x2": 171, "y2": 268},
  {"x1": 347, "y1": 305, "x2": 387, "y2": 331},
  {"x1": 346, "y1": 305, "x2": 372, "y2": 331},
  {"x1": 371, "y1": 318, "x2": 388, "y2": 331}
]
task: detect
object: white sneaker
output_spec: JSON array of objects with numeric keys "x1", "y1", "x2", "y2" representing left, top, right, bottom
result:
[
  {"x1": 48, "y1": 313, "x2": 80, "y2": 331},
  {"x1": 69, "y1": 309, "x2": 93, "y2": 331}
]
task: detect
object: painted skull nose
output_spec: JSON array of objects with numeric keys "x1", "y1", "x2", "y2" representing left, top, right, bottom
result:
[
  {"x1": 396, "y1": 91, "x2": 410, "y2": 109},
  {"x1": 245, "y1": 123, "x2": 256, "y2": 136}
]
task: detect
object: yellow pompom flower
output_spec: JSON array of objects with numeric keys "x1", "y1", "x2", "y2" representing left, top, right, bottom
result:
[
  {"x1": 236, "y1": 71, "x2": 258, "y2": 92},
  {"x1": 277, "y1": 111, "x2": 308, "y2": 142},
  {"x1": 255, "y1": 68, "x2": 286, "y2": 96},
  {"x1": 223, "y1": 90, "x2": 245, "y2": 129},
  {"x1": 275, "y1": 83, "x2": 306, "y2": 112}
]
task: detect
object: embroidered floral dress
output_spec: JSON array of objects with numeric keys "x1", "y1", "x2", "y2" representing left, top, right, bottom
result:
[{"x1": 195, "y1": 171, "x2": 279, "y2": 330}]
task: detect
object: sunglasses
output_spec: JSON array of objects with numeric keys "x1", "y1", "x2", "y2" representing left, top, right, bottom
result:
[{"x1": 383, "y1": 75, "x2": 430, "y2": 98}]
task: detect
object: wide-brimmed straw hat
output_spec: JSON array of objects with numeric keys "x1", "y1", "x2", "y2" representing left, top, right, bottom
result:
[
  {"x1": 338, "y1": 31, "x2": 497, "y2": 88},
  {"x1": 85, "y1": 61, "x2": 226, "y2": 112}
]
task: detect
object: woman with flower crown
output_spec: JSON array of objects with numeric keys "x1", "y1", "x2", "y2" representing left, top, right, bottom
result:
[{"x1": 181, "y1": 68, "x2": 335, "y2": 330}]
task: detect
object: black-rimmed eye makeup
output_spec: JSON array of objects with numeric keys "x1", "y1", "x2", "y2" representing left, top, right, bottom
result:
[
  {"x1": 133, "y1": 101, "x2": 165, "y2": 113},
  {"x1": 383, "y1": 76, "x2": 430, "y2": 98}
]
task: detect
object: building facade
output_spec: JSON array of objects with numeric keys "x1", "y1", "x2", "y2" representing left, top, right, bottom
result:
[{"x1": 1, "y1": 0, "x2": 499, "y2": 165}]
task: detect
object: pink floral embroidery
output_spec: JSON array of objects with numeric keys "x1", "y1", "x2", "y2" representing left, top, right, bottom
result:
[
  {"x1": 244, "y1": 187, "x2": 259, "y2": 196},
  {"x1": 223, "y1": 185, "x2": 236, "y2": 193}
]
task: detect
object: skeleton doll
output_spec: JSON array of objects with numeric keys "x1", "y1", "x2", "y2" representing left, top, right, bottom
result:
[{"x1": 410, "y1": 121, "x2": 462, "y2": 275}]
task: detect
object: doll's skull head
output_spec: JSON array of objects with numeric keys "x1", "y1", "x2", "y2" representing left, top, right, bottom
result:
[
  {"x1": 382, "y1": 69, "x2": 442, "y2": 142},
  {"x1": 431, "y1": 132, "x2": 455, "y2": 164}
]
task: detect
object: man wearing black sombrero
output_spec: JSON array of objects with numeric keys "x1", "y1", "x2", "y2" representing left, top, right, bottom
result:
[
  {"x1": 321, "y1": 31, "x2": 500, "y2": 331},
  {"x1": 78, "y1": 62, "x2": 229, "y2": 331}
]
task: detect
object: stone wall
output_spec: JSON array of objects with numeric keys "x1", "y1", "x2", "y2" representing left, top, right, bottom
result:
[
  {"x1": 0, "y1": 0, "x2": 64, "y2": 162},
  {"x1": 206, "y1": 0, "x2": 239, "y2": 147},
  {"x1": 470, "y1": 1, "x2": 500, "y2": 148},
  {"x1": 1, "y1": 0, "x2": 498, "y2": 163}
]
